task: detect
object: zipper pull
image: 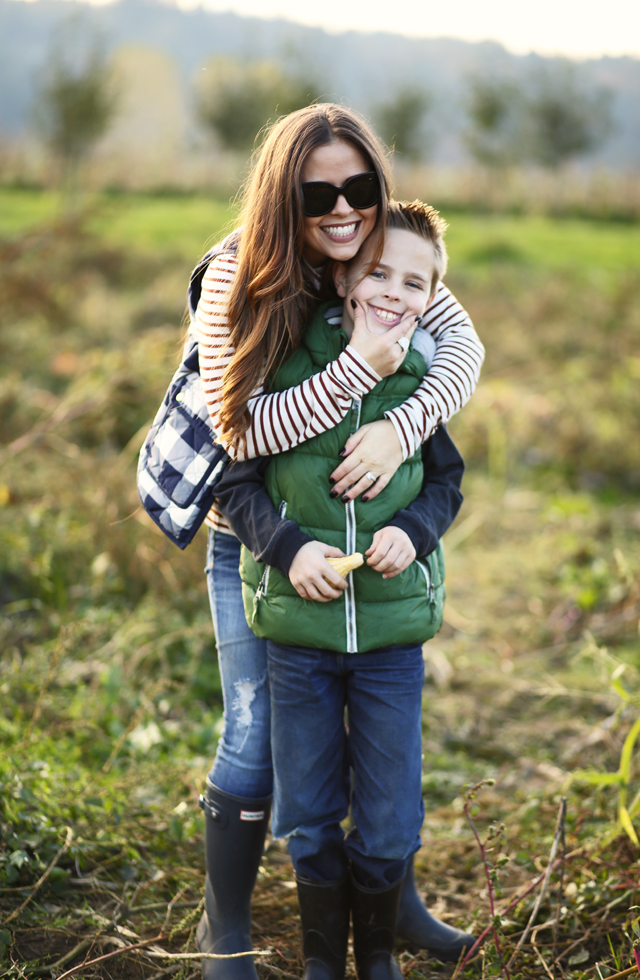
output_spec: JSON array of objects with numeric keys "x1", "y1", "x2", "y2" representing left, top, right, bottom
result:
[
  {"x1": 254, "y1": 563, "x2": 270, "y2": 615},
  {"x1": 426, "y1": 556, "x2": 436, "y2": 606}
]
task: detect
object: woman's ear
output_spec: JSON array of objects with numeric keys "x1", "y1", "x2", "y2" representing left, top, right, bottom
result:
[{"x1": 333, "y1": 262, "x2": 348, "y2": 298}]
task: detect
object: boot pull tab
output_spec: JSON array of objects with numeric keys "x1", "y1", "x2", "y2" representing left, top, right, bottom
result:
[{"x1": 198, "y1": 794, "x2": 228, "y2": 827}]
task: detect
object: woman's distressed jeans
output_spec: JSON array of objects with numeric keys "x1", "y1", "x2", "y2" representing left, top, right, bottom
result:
[{"x1": 205, "y1": 529, "x2": 273, "y2": 798}]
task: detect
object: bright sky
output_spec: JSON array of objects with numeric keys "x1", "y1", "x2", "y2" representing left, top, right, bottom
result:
[
  {"x1": 173, "y1": 0, "x2": 640, "y2": 59},
  {"x1": 22, "y1": 0, "x2": 640, "y2": 59}
]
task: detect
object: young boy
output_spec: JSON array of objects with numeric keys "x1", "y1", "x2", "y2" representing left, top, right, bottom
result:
[{"x1": 216, "y1": 202, "x2": 472, "y2": 980}]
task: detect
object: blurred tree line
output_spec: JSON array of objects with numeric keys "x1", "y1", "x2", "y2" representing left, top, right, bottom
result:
[
  {"x1": 464, "y1": 68, "x2": 613, "y2": 169},
  {"x1": 31, "y1": 13, "x2": 614, "y2": 204}
]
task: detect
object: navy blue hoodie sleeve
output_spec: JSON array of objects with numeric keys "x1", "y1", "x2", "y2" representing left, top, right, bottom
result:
[
  {"x1": 213, "y1": 458, "x2": 313, "y2": 574},
  {"x1": 215, "y1": 426, "x2": 464, "y2": 572},
  {"x1": 386, "y1": 424, "x2": 464, "y2": 557}
]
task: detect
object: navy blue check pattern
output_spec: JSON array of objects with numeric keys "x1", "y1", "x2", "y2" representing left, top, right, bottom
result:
[{"x1": 136, "y1": 234, "x2": 238, "y2": 549}]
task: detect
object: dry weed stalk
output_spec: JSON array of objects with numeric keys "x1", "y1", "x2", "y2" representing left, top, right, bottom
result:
[
  {"x1": 461, "y1": 780, "x2": 512, "y2": 980},
  {"x1": 505, "y1": 797, "x2": 567, "y2": 972}
]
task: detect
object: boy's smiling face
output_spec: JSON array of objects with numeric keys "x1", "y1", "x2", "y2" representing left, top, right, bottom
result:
[{"x1": 334, "y1": 228, "x2": 437, "y2": 339}]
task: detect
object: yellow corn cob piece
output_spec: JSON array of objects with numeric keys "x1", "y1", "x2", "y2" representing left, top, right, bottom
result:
[{"x1": 326, "y1": 553, "x2": 364, "y2": 578}]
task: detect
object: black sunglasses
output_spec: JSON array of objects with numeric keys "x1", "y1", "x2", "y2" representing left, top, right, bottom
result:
[{"x1": 301, "y1": 171, "x2": 380, "y2": 217}]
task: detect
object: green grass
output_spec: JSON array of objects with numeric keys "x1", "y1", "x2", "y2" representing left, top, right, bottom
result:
[
  {"x1": 89, "y1": 194, "x2": 238, "y2": 257},
  {"x1": 1, "y1": 188, "x2": 640, "y2": 979},
  {"x1": 2, "y1": 186, "x2": 640, "y2": 272},
  {"x1": 0, "y1": 187, "x2": 61, "y2": 235},
  {"x1": 0, "y1": 187, "x2": 237, "y2": 259},
  {"x1": 444, "y1": 212, "x2": 640, "y2": 277}
]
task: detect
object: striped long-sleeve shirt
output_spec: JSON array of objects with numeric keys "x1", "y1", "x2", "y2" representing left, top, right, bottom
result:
[{"x1": 195, "y1": 243, "x2": 484, "y2": 532}]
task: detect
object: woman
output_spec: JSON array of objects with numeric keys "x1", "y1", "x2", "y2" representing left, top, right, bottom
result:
[{"x1": 193, "y1": 104, "x2": 483, "y2": 978}]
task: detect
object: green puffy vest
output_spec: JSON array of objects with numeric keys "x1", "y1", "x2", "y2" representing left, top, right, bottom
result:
[{"x1": 239, "y1": 302, "x2": 446, "y2": 653}]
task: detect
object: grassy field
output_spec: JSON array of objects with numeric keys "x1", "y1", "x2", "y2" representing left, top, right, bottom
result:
[{"x1": 1, "y1": 188, "x2": 639, "y2": 980}]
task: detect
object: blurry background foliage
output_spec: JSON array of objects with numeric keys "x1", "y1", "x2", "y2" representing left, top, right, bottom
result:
[
  {"x1": 463, "y1": 65, "x2": 613, "y2": 171},
  {"x1": 374, "y1": 86, "x2": 433, "y2": 162},
  {"x1": 31, "y1": 14, "x2": 119, "y2": 209},
  {"x1": 195, "y1": 57, "x2": 321, "y2": 152}
]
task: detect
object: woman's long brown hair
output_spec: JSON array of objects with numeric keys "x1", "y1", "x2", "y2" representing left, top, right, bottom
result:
[{"x1": 218, "y1": 104, "x2": 393, "y2": 450}]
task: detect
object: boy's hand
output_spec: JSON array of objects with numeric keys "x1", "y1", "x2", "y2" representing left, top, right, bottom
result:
[
  {"x1": 289, "y1": 541, "x2": 349, "y2": 602},
  {"x1": 366, "y1": 527, "x2": 416, "y2": 579}
]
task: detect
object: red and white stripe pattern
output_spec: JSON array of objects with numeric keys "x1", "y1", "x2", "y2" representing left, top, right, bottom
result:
[{"x1": 194, "y1": 244, "x2": 484, "y2": 532}]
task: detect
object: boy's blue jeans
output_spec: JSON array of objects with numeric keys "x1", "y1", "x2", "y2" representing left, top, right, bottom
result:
[{"x1": 268, "y1": 640, "x2": 425, "y2": 890}]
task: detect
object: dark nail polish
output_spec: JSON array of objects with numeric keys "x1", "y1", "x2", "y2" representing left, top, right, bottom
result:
[
  {"x1": 342, "y1": 495, "x2": 350, "y2": 503},
  {"x1": 339, "y1": 449, "x2": 347, "y2": 456},
  {"x1": 414, "y1": 315, "x2": 421, "y2": 322},
  {"x1": 330, "y1": 490, "x2": 338, "y2": 498},
  {"x1": 351, "y1": 299, "x2": 356, "y2": 310},
  {"x1": 362, "y1": 495, "x2": 369, "y2": 502},
  {"x1": 329, "y1": 477, "x2": 336, "y2": 485}
]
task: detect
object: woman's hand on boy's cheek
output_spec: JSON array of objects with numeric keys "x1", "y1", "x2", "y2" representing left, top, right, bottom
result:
[
  {"x1": 366, "y1": 527, "x2": 416, "y2": 579},
  {"x1": 289, "y1": 541, "x2": 348, "y2": 602}
]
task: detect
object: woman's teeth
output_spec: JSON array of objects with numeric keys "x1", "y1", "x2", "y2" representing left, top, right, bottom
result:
[{"x1": 322, "y1": 223, "x2": 357, "y2": 238}]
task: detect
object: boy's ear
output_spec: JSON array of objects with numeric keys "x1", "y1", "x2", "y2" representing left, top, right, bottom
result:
[{"x1": 333, "y1": 262, "x2": 348, "y2": 298}]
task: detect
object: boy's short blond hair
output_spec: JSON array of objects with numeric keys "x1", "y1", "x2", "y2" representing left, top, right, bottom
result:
[{"x1": 387, "y1": 200, "x2": 448, "y2": 295}]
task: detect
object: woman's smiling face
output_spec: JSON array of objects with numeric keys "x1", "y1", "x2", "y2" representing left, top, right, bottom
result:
[{"x1": 301, "y1": 140, "x2": 378, "y2": 267}]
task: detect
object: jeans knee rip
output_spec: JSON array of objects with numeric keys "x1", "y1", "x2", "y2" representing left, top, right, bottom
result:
[{"x1": 231, "y1": 674, "x2": 267, "y2": 743}]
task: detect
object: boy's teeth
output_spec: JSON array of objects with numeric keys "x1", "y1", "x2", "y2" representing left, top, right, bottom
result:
[
  {"x1": 323, "y1": 223, "x2": 357, "y2": 237},
  {"x1": 374, "y1": 307, "x2": 399, "y2": 321}
]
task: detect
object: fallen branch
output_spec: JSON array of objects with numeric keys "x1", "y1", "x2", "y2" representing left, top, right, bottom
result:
[
  {"x1": 1, "y1": 826, "x2": 73, "y2": 926},
  {"x1": 599, "y1": 967, "x2": 639, "y2": 980},
  {"x1": 52, "y1": 939, "x2": 274, "y2": 980},
  {"x1": 145, "y1": 950, "x2": 274, "y2": 960}
]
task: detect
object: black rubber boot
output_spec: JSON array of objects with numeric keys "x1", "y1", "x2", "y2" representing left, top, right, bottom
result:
[
  {"x1": 296, "y1": 875, "x2": 351, "y2": 980},
  {"x1": 351, "y1": 875, "x2": 404, "y2": 980},
  {"x1": 395, "y1": 856, "x2": 477, "y2": 962},
  {"x1": 196, "y1": 778, "x2": 272, "y2": 980}
]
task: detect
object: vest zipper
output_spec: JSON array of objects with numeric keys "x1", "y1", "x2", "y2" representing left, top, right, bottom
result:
[
  {"x1": 416, "y1": 555, "x2": 436, "y2": 607},
  {"x1": 345, "y1": 400, "x2": 361, "y2": 654},
  {"x1": 254, "y1": 501, "x2": 287, "y2": 612}
]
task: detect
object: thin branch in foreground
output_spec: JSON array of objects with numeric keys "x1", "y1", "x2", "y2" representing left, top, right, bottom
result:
[
  {"x1": 506, "y1": 796, "x2": 567, "y2": 972},
  {"x1": 1, "y1": 826, "x2": 73, "y2": 926},
  {"x1": 531, "y1": 939, "x2": 554, "y2": 980},
  {"x1": 553, "y1": 798, "x2": 567, "y2": 980}
]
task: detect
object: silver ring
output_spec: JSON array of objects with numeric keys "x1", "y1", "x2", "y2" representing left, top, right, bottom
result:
[
  {"x1": 396, "y1": 335, "x2": 409, "y2": 352},
  {"x1": 365, "y1": 471, "x2": 376, "y2": 483}
]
